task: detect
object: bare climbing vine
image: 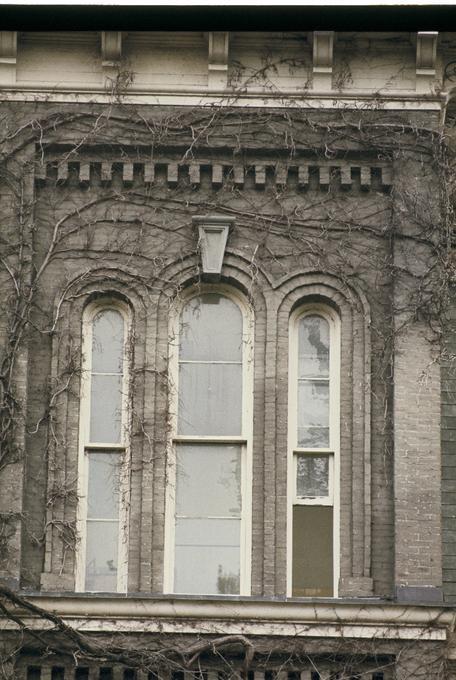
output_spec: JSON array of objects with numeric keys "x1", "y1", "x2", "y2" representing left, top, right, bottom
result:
[{"x1": 0, "y1": 60, "x2": 454, "y2": 679}]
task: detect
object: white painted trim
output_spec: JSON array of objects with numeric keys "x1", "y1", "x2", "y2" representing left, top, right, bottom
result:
[
  {"x1": 0, "y1": 617, "x2": 447, "y2": 642},
  {"x1": 75, "y1": 298, "x2": 132, "y2": 593},
  {"x1": 0, "y1": 88, "x2": 445, "y2": 110},
  {"x1": 174, "y1": 435, "x2": 248, "y2": 443},
  {"x1": 3, "y1": 594, "x2": 453, "y2": 625},
  {"x1": 1, "y1": 596, "x2": 452, "y2": 641},
  {"x1": 287, "y1": 304, "x2": 340, "y2": 598},
  {"x1": 164, "y1": 284, "x2": 253, "y2": 596}
]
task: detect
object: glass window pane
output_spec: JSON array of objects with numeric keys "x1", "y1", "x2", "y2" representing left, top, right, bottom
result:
[
  {"x1": 176, "y1": 444, "x2": 241, "y2": 517},
  {"x1": 174, "y1": 518, "x2": 240, "y2": 594},
  {"x1": 298, "y1": 380, "x2": 329, "y2": 447},
  {"x1": 85, "y1": 520, "x2": 118, "y2": 591},
  {"x1": 298, "y1": 426, "x2": 329, "y2": 449},
  {"x1": 178, "y1": 362, "x2": 242, "y2": 435},
  {"x1": 92, "y1": 310, "x2": 124, "y2": 373},
  {"x1": 292, "y1": 506, "x2": 333, "y2": 597},
  {"x1": 296, "y1": 455, "x2": 329, "y2": 497},
  {"x1": 299, "y1": 315, "x2": 329, "y2": 378},
  {"x1": 180, "y1": 294, "x2": 242, "y2": 362},
  {"x1": 90, "y1": 374, "x2": 123, "y2": 443},
  {"x1": 87, "y1": 453, "x2": 121, "y2": 519}
]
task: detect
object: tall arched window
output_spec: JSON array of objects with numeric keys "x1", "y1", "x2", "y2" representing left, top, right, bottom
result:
[
  {"x1": 76, "y1": 301, "x2": 131, "y2": 592},
  {"x1": 165, "y1": 288, "x2": 253, "y2": 595},
  {"x1": 288, "y1": 305, "x2": 340, "y2": 597}
]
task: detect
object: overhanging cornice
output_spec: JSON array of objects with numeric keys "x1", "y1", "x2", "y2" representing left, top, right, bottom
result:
[
  {"x1": 1, "y1": 595, "x2": 454, "y2": 642},
  {"x1": 0, "y1": 86, "x2": 446, "y2": 111}
]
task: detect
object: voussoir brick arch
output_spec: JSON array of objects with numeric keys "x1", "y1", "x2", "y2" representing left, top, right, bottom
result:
[
  {"x1": 152, "y1": 251, "x2": 270, "y2": 595},
  {"x1": 40, "y1": 269, "x2": 148, "y2": 593},
  {"x1": 274, "y1": 272, "x2": 373, "y2": 598}
]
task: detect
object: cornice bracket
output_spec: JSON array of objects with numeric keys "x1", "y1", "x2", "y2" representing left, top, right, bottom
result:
[
  {"x1": 208, "y1": 32, "x2": 229, "y2": 90},
  {"x1": 0, "y1": 32, "x2": 17, "y2": 85},
  {"x1": 416, "y1": 31, "x2": 438, "y2": 94},
  {"x1": 312, "y1": 31, "x2": 334, "y2": 91},
  {"x1": 101, "y1": 31, "x2": 122, "y2": 85}
]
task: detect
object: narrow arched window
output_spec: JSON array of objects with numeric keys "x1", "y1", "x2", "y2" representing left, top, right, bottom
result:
[
  {"x1": 288, "y1": 306, "x2": 340, "y2": 597},
  {"x1": 165, "y1": 289, "x2": 253, "y2": 595},
  {"x1": 76, "y1": 302, "x2": 130, "y2": 592}
]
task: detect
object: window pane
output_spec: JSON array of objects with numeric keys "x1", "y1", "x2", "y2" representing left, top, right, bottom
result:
[
  {"x1": 178, "y1": 362, "x2": 242, "y2": 435},
  {"x1": 296, "y1": 454, "x2": 329, "y2": 497},
  {"x1": 90, "y1": 374, "x2": 123, "y2": 442},
  {"x1": 92, "y1": 309, "x2": 124, "y2": 373},
  {"x1": 85, "y1": 520, "x2": 118, "y2": 591},
  {"x1": 176, "y1": 444, "x2": 241, "y2": 516},
  {"x1": 87, "y1": 453, "x2": 121, "y2": 519},
  {"x1": 299, "y1": 315, "x2": 329, "y2": 378},
  {"x1": 292, "y1": 506, "x2": 333, "y2": 597},
  {"x1": 174, "y1": 518, "x2": 240, "y2": 594},
  {"x1": 298, "y1": 380, "x2": 329, "y2": 447},
  {"x1": 180, "y1": 294, "x2": 242, "y2": 361}
]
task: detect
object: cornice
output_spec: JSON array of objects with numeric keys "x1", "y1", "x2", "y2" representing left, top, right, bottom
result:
[
  {"x1": 0, "y1": 86, "x2": 445, "y2": 111},
  {"x1": 0, "y1": 595, "x2": 454, "y2": 642},
  {"x1": 124, "y1": 31, "x2": 206, "y2": 47},
  {"x1": 19, "y1": 31, "x2": 99, "y2": 45}
]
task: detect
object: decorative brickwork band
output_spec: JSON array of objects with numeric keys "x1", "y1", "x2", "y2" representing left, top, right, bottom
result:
[{"x1": 35, "y1": 159, "x2": 393, "y2": 192}]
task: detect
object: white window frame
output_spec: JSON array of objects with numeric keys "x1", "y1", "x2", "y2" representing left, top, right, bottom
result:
[
  {"x1": 286, "y1": 303, "x2": 340, "y2": 597},
  {"x1": 164, "y1": 284, "x2": 253, "y2": 595},
  {"x1": 75, "y1": 298, "x2": 131, "y2": 593}
]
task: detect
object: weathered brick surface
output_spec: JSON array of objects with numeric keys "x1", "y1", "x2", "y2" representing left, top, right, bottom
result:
[
  {"x1": 393, "y1": 323, "x2": 442, "y2": 588},
  {"x1": 0, "y1": 102, "x2": 446, "y2": 605},
  {"x1": 391, "y1": 156, "x2": 444, "y2": 596},
  {"x1": 394, "y1": 642, "x2": 446, "y2": 679},
  {"x1": 442, "y1": 287, "x2": 456, "y2": 603}
]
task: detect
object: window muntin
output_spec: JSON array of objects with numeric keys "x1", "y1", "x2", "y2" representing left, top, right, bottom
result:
[
  {"x1": 288, "y1": 306, "x2": 340, "y2": 598},
  {"x1": 165, "y1": 289, "x2": 252, "y2": 596},
  {"x1": 76, "y1": 302, "x2": 130, "y2": 593}
]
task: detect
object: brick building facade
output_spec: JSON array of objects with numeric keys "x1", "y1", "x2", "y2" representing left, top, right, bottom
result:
[{"x1": 0, "y1": 25, "x2": 455, "y2": 679}]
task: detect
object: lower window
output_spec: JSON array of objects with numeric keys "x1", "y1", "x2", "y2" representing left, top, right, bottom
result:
[
  {"x1": 292, "y1": 454, "x2": 334, "y2": 596},
  {"x1": 174, "y1": 443, "x2": 242, "y2": 594}
]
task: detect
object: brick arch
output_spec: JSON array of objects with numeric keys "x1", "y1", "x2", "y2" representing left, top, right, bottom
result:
[
  {"x1": 153, "y1": 258, "x2": 374, "y2": 597},
  {"x1": 154, "y1": 248, "x2": 273, "y2": 295},
  {"x1": 40, "y1": 269, "x2": 149, "y2": 593},
  {"x1": 274, "y1": 273, "x2": 373, "y2": 597},
  {"x1": 151, "y1": 251, "x2": 271, "y2": 594}
]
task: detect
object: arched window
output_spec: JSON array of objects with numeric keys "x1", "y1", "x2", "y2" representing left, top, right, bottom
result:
[
  {"x1": 288, "y1": 306, "x2": 340, "y2": 597},
  {"x1": 165, "y1": 289, "x2": 253, "y2": 595},
  {"x1": 76, "y1": 301, "x2": 131, "y2": 592}
]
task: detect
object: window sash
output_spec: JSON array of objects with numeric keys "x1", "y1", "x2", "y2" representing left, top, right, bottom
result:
[
  {"x1": 293, "y1": 450, "x2": 334, "y2": 506},
  {"x1": 287, "y1": 305, "x2": 340, "y2": 598},
  {"x1": 76, "y1": 302, "x2": 131, "y2": 594},
  {"x1": 165, "y1": 287, "x2": 253, "y2": 596}
]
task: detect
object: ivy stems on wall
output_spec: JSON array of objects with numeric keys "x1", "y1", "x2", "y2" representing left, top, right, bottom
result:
[{"x1": 0, "y1": 78, "x2": 453, "y2": 677}]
